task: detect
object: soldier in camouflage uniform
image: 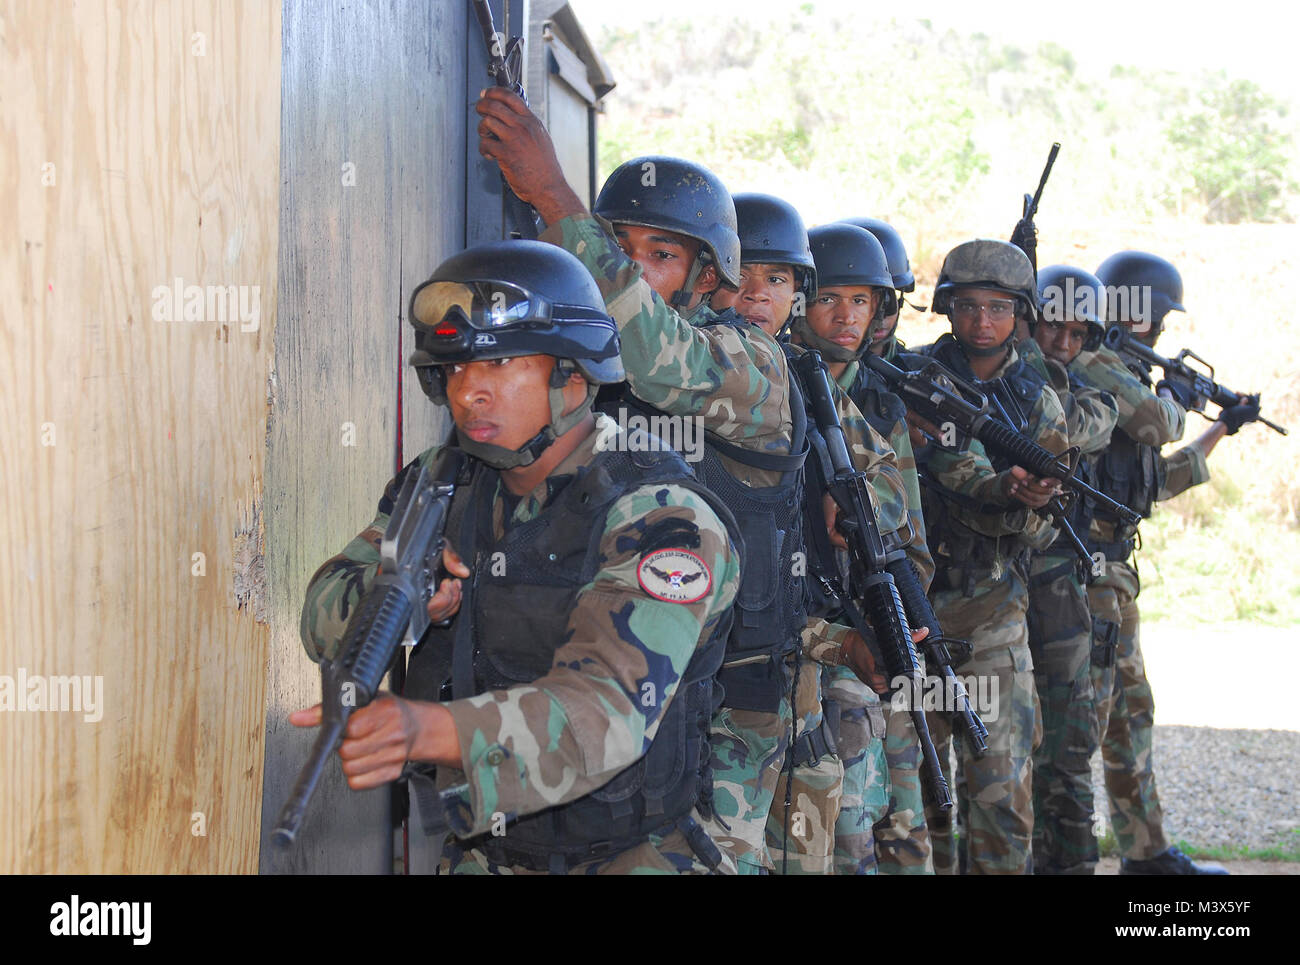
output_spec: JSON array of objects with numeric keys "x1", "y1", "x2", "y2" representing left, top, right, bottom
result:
[
  {"x1": 837, "y1": 216, "x2": 936, "y2": 874},
  {"x1": 293, "y1": 241, "x2": 740, "y2": 873},
  {"x1": 474, "y1": 93, "x2": 909, "y2": 876},
  {"x1": 1022, "y1": 265, "x2": 1119, "y2": 874},
  {"x1": 707, "y1": 198, "x2": 914, "y2": 874},
  {"x1": 906, "y1": 240, "x2": 1068, "y2": 875},
  {"x1": 788, "y1": 221, "x2": 931, "y2": 875},
  {"x1": 1072, "y1": 251, "x2": 1254, "y2": 875}
]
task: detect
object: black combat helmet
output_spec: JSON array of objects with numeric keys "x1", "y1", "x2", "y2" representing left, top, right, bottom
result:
[
  {"x1": 1037, "y1": 264, "x2": 1107, "y2": 352},
  {"x1": 594, "y1": 155, "x2": 741, "y2": 302},
  {"x1": 408, "y1": 240, "x2": 623, "y2": 468},
  {"x1": 837, "y1": 216, "x2": 916, "y2": 293},
  {"x1": 1095, "y1": 250, "x2": 1185, "y2": 335},
  {"x1": 733, "y1": 192, "x2": 817, "y2": 300},
  {"x1": 791, "y1": 223, "x2": 896, "y2": 362}
]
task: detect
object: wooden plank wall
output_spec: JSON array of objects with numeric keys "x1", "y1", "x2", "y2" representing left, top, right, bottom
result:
[
  {"x1": 259, "y1": 0, "x2": 462, "y2": 874},
  {"x1": 0, "y1": 1, "x2": 282, "y2": 872}
]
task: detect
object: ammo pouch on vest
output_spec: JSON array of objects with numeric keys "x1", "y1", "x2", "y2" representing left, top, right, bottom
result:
[
  {"x1": 1091, "y1": 615, "x2": 1119, "y2": 669},
  {"x1": 847, "y1": 364, "x2": 908, "y2": 442},
  {"x1": 1088, "y1": 429, "x2": 1164, "y2": 565},
  {"x1": 406, "y1": 439, "x2": 735, "y2": 870}
]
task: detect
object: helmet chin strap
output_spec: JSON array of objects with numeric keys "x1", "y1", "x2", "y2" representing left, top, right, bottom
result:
[
  {"x1": 669, "y1": 257, "x2": 707, "y2": 309},
  {"x1": 791, "y1": 314, "x2": 861, "y2": 363},
  {"x1": 960, "y1": 328, "x2": 1018, "y2": 359},
  {"x1": 456, "y1": 378, "x2": 598, "y2": 471}
]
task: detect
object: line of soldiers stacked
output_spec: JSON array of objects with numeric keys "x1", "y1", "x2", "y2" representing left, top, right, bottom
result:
[{"x1": 288, "y1": 85, "x2": 1264, "y2": 874}]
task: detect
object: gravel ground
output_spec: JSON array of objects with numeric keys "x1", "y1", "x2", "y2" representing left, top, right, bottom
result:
[{"x1": 1090, "y1": 725, "x2": 1300, "y2": 857}]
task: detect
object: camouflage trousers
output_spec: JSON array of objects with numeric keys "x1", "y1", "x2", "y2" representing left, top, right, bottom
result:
[
  {"x1": 706, "y1": 685, "x2": 792, "y2": 875},
  {"x1": 925, "y1": 569, "x2": 1042, "y2": 875},
  {"x1": 1087, "y1": 561, "x2": 1168, "y2": 861},
  {"x1": 766, "y1": 656, "x2": 843, "y2": 874},
  {"x1": 1026, "y1": 554, "x2": 1100, "y2": 874},
  {"x1": 825, "y1": 665, "x2": 890, "y2": 875},
  {"x1": 874, "y1": 699, "x2": 934, "y2": 874},
  {"x1": 441, "y1": 821, "x2": 725, "y2": 875}
]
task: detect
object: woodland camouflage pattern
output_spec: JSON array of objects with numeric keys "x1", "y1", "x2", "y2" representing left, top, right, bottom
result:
[
  {"x1": 1072, "y1": 345, "x2": 1209, "y2": 863},
  {"x1": 300, "y1": 415, "x2": 740, "y2": 873},
  {"x1": 837, "y1": 357, "x2": 935, "y2": 870},
  {"x1": 920, "y1": 342, "x2": 1066, "y2": 874},
  {"x1": 1025, "y1": 346, "x2": 1117, "y2": 873}
]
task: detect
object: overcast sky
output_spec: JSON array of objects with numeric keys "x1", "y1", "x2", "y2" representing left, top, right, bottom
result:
[{"x1": 572, "y1": 0, "x2": 1300, "y2": 98}]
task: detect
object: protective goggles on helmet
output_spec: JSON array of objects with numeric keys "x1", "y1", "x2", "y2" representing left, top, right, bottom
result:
[
  {"x1": 412, "y1": 279, "x2": 551, "y2": 333},
  {"x1": 411, "y1": 279, "x2": 610, "y2": 334}
]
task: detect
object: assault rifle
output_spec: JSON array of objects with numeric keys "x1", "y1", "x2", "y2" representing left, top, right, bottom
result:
[
  {"x1": 882, "y1": 539, "x2": 990, "y2": 758},
  {"x1": 273, "y1": 449, "x2": 468, "y2": 847},
  {"x1": 864, "y1": 353, "x2": 1140, "y2": 580},
  {"x1": 1104, "y1": 326, "x2": 1287, "y2": 436},
  {"x1": 1009, "y1": 142, "x2": 1060, "y2": 273},
  {"x1": 789, "y1": 350, "x2": 954, "y2": 813},
  {"x1": 865, "y1": 353, "x2": 1141, "y2": 525},
  {"x1": 471, "y1": 0, "x2": 541, "y2": 240}
]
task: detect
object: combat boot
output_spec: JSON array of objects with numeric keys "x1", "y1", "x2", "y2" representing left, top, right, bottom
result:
[{"x1": 1119, "y1": 846, "x2": 1229, "y2": 875}]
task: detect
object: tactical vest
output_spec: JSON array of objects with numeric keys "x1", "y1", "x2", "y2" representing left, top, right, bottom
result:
[
  {"x1": 1083, "y1": 357, "x2": 1165, "y2": 563},
  {"x1": 597, "y1": 311, "x2": 809, "y2": 714},
  {"x1": 405, "y1": 438, "x2": 734, "y2": 870},
  {"x1": 846, "y1": 360, "x2": 908, "y2": 442},
  {"x1": 911, "y1": 336, "x2": 1049, "y2": 592},
  {"x1": 1045, "y1": 366, "x2": 1101, "y2": 559}
]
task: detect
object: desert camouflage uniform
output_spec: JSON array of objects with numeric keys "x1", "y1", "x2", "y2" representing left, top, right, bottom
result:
[
  {"x1": 841, "y1": 357, "x2": 935, "y2": 874},
  {"x1": 915, "y1": 337, "x2": 1066, "y2": 874},
  {"x1": 1072, "y1": 346, "x2": 1206, "y2": 861},
  {"x1": 539, "y1": 213, "x2": 805, "y2": 874},
  {"x1": 300, "y1": 415, "x2": 740, "y2": 873},
  {"x1": 1021, "y1": 343, "x2": 1118, "y2": 873}
]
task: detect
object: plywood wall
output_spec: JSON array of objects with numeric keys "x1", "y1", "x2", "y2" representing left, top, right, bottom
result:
[
  {"x1": 0, "y1": 1, "x2": 282, "y2": 871},
  {"x1": 259, "y1": 0, "x2": 461, "y2": 874}
]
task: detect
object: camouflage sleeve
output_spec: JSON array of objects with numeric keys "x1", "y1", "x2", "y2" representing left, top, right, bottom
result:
[
  {"x1": 298, "y1": 446, "x2": 446, "y2": 663},
  {"x1": 802, "y1": 616, "x2": 854, "y2": 665},
  {"x1": 925, "y1": 383, "x2": 1068, "y2": 546},
  {"x1": 539, "y1": 213, "x2": 792, "y2": 456},
  {"x1": 438, "y1": 483, "x2": 739, "y2": 837},
  {"x1": 1046, "y1": 358, "x2": 1119, "y2": 457},
  {"x1": 837, "y1": 389, "x2": 908, "y2": 535},
  {"x1": 1074, "y1": 347, "x2": 1186, "y2": 446},
  {"x1": 1158, "y1": 442, "x2": 1211, "y2": 501}
]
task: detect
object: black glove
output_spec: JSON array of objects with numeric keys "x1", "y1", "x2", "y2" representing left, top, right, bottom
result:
[
  {"x1": 1218, "y1": 395, "x2": 1261, "y2": 435},
  {"x1": 1156, "y1": 378, "x2": 1204, "y2": 413}
]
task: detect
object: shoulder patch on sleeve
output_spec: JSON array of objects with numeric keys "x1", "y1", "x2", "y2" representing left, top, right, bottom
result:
[{"x1": 637, "y1": 549, "x2": 712, "y2": 604}]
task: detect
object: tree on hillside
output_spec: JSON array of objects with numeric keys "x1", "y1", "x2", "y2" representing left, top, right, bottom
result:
[{"x1": 1168, "y1": 78, "x2": 1297, "y2": 223}]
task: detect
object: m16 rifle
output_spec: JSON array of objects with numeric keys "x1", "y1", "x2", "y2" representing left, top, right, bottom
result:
[
  {"x1": 1104, "y1": 326, "x2": 1287, "y2": 435},
  {"x1": 865, "y1": 352, "x2": 1141, "y2": 581},
  {"x1": 789, "y1": 350, "x2": 954, "y2": 813},
  {"x1": 273, "y1": 449, "x2": 468, "y2": 846},
  {"x1": 1009, "y1": 142, "x2": 1060, "y2": 274}
]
